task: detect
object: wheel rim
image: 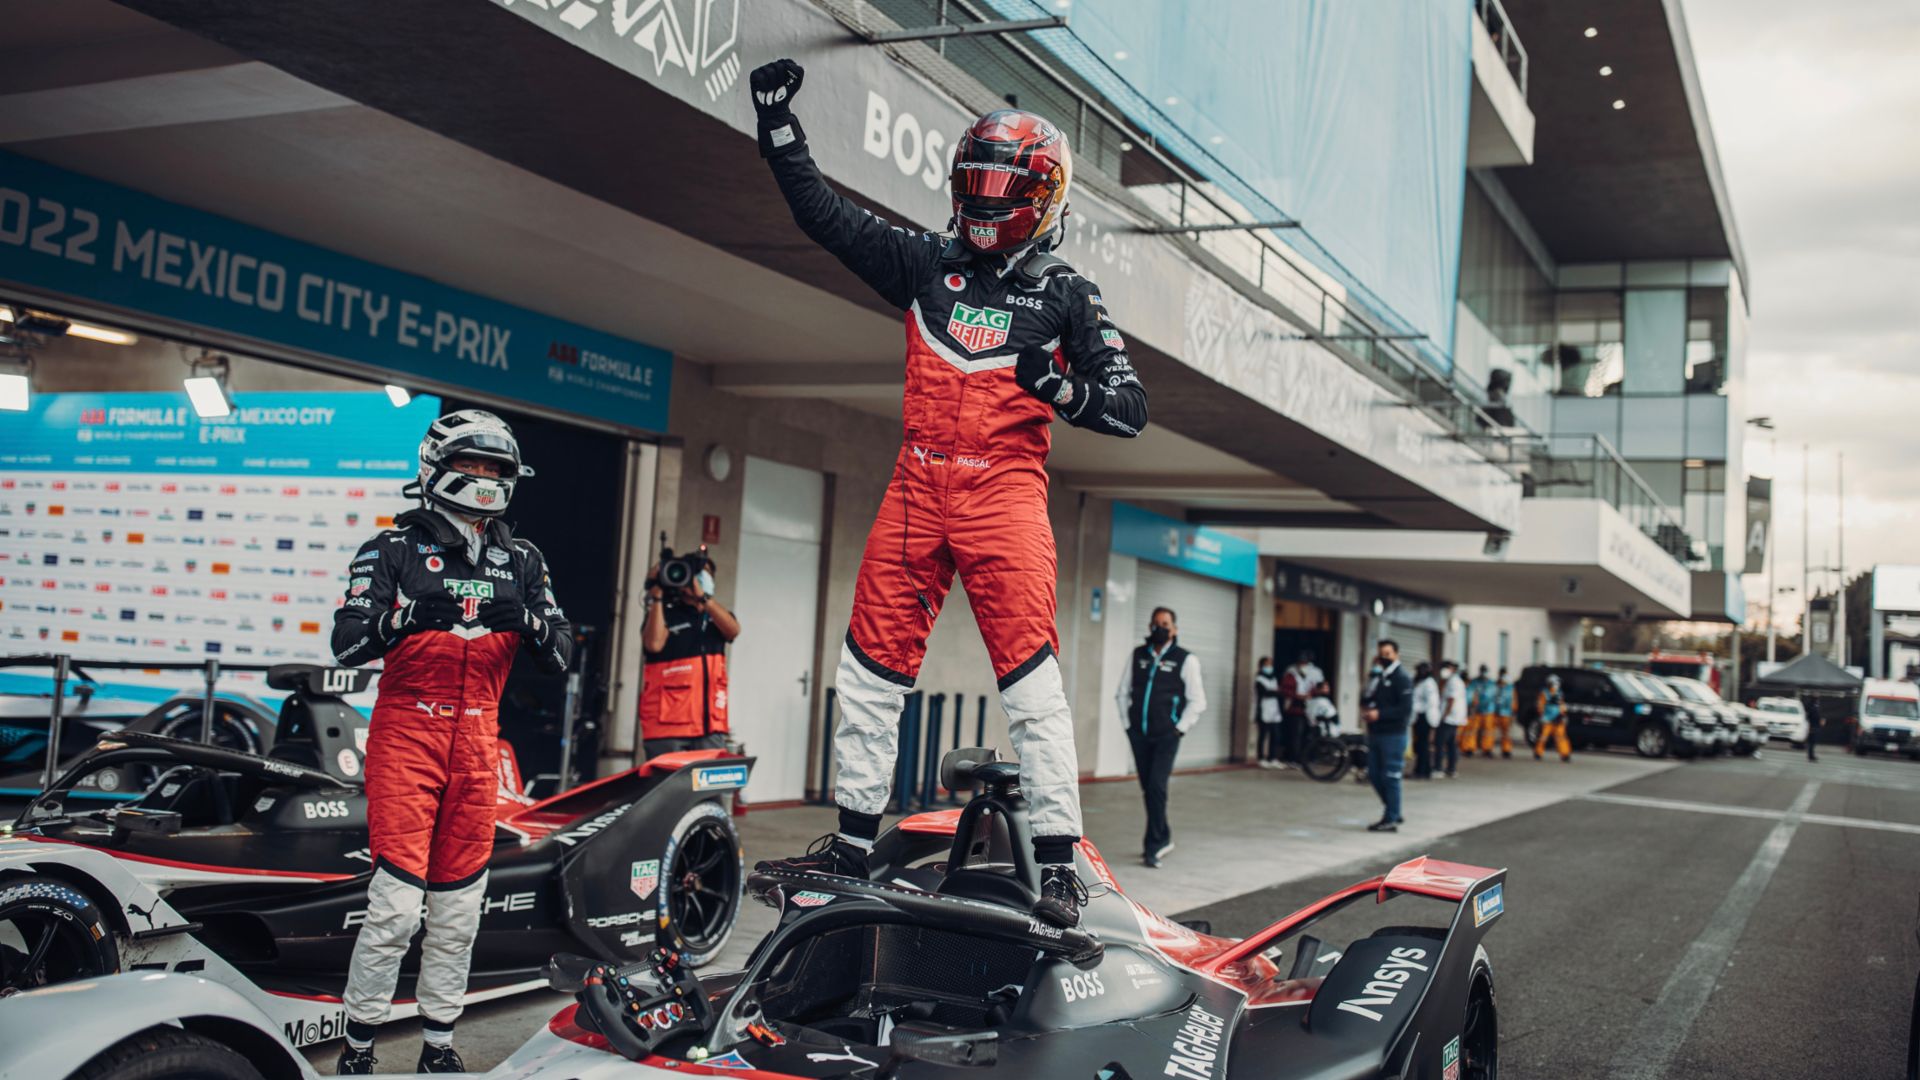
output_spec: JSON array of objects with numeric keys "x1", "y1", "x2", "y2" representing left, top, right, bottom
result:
[
  {"x1": 668, "y1": 818, "x2": 739, "y2": 953},
  {"x1": 1639, "y1": 727, "x2": 1665, "y2": 755},
  {"x1": 0, "y1": 907, "x2": 108, "y2": 994}
]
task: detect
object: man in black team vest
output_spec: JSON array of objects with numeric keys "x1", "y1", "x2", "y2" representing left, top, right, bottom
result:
[{"x1": 1114, "y1": 606, "x2": 1208, "y2": 868}]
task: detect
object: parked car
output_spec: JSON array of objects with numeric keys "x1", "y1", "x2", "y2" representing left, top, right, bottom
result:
[
  {"x1": 1853, "y1": 677, "x2": 1920, "y2": 759},
  {"x1": 1726, "y1": 703, "x2": 1767, "y2": 756},
  {"x1": 1752, "y1": 695, "x2": 1810, "y2": 745},
  {"x1": 1516, "y1": 665, "x2": 1711, "y2": 759},
  {"x1": 1663, "y1": 675, "x2": 1742, "y2": 756}
]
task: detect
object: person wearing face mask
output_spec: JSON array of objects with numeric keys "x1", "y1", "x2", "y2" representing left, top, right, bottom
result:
[
  {"x1": 1253, "y1": 657, "x2": 1283, "y2": 769},
  {"x1": 640, "y1": 549, "x2": 742, "y2": 760},
  {"x1": 1360, "y1": 639, "x2": 1413, "y2": 832},
  {"x1": 1115, "y1": 607, "x2": 1207, "y2": 867},
  {"x1": 1278, "y1": 650, "x2": 1325, "y2": 768},
  {"x1": 331, "y1": 410, "x2": 571, "y2": 1075}
]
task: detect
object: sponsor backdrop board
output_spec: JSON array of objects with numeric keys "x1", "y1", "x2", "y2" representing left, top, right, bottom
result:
[{"x1": 0, "y1": 390, "x2": 434, "y2": 682}]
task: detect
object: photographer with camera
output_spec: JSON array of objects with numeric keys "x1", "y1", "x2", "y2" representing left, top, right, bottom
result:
[{"x1": 640, "y1": 543, "x2": 740, "y2": 759}]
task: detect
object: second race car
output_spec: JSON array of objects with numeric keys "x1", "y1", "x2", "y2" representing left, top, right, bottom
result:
[{"x1": 0, "y1": 663, "x2": 752, "y2": 1051}]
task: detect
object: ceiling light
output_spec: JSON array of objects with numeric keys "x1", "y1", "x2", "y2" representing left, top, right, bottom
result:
[
  {"x1": 1118, "y1": 140, "x2": 1134, "y2": 151},
  {"x1": 383, "y1": 385, "x2": 412, "y2": 407},
  {"x1": 1599, "y1": 65, "x2": 1613, "y2": 76},
  {"x1": 1112, "y1": 50, "x2": 1129, "y2": 61},
  {"x1": 1612, "y1": 99, "x2": 1626, "y2": 110},
  {"x1": 0, "y1": 306, "x2": 135, "y2": 345},
  {"x1": 1208, "y1": 135, "x2": 1225, "y2": 145},
  {"x1": 1584, "y1": 26, "x2": 1598, "y2": 38},
  {"x1": 1164, "y1": 96, "x2": 1180, "y2": 106},
  {"x1": 184, "y1": 354, "x2": 233, "y2": 419},
  {"x1": 65, "y1": 320, "x2": 137, "y2": 346},
  {"x1": 0, "y1": 371, "x2": 27, "y2": 411},
  {"x1": 1684, "y1": 458, "x2": 1706, "y2": 468}
]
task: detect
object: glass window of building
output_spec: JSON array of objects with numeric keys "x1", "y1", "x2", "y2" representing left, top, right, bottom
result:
[
  {"x1": 1555, "y1": 291, "x2": 1624, "y2": 397},
  {"x1": 1459, "y1": 181, "x2": 1556, "y2": 378},
  {"x1": 1686, "y1": 287, "x2": 1729, "y2": 394},
  {"x1": 1684, "y1": 461, "x2": 1727, "y2": 568}
]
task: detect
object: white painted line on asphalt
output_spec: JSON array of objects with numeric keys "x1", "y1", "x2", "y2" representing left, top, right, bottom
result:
[
  {"x1": 1580, "y1": 791, "x2": 1920, "y2": 836},
  {"x1": 1605, "y1": 781, "x2": 1819, "y2": 1080}
]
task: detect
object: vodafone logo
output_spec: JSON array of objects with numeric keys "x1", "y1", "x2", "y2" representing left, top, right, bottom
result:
[
  {"x1": 426, "y1": 555, "x2": 444, "y2": 572},
  {"x1": 945, "y1": 272, "x2": 966, "y2": 292}
]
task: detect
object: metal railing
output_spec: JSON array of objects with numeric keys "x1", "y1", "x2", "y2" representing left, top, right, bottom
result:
[
  {"x1": 815, "y1": 688, "x2": 992, "y2": 809},
  {"x1": 821, "y1": 0, "x2": 1527, "y2": 465},
  {"x1": 1525, "y1": 434, "x2": 1696, "y2": 563},
  {"x1": 1474, "y1": 0, "x2": 1530, "y2": 97}
]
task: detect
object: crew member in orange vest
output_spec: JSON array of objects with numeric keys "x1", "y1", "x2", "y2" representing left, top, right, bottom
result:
[{"x1": 639, "y1": 552, "x2": 741, "y2": 759}]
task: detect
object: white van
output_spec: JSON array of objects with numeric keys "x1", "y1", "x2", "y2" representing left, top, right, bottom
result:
[{"x1": 1852, "y1": 678, "x2": 1920, "y2": 759}]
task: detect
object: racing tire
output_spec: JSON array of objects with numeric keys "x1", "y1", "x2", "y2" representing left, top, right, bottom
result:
[
  {"x1": 1523, "y1": 720, "x2": 1543, "y2": 751},
  {"x1": 1300, "y1": 735, "x2": 1350, "y2": 783},
  {"x1": 72, "y1": 1026, "x2": 263, "y2": 1080},
  {"x1": 0, "y1": 874, "x2": 119, "y2": 995},
  {"x1": 1634, "y1": 722, "x2": 1671, "y2": 759},
  {"x1": 1906, "y1": 966, "x2": 1919, "y2": 1080},
  {"x1": 157, "y1": 709, "x2": 262, "y2": 755},
  {"x1": 658, "y1": 799, "x2": 742, "y2": 968},
  {"x1": 1462, "y1": 975, "x2": 1498, "y2": 1080}
]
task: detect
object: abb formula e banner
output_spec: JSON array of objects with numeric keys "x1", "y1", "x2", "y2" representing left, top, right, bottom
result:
[{"x1": 0, "y1": 390, "x2": 436, "y2": 668}]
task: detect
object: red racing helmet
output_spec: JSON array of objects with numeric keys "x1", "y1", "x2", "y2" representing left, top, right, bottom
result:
[{"x1": 949, "y1": 109, "x2": 1072, "y2": 254}]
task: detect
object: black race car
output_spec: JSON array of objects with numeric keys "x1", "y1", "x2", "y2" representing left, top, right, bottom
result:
[
  {"x1": 530, "y1": 749, "x2": 1505, "y2": 1080},
  {"x1": 0, "y1": 671, "x2": 279, "y2": 810},
  {"x1": 0, "y1": 664, "x2": 751, "y2": 1049}
]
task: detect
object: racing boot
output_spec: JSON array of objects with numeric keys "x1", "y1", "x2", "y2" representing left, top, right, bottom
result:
[
  {"x1": 1033, "y1": 863, "x2": 1089, "y2": 928},
  {"x1": 334, "y1": 1044, "x2": 377, "y2": 1075},
  {"x1": 416, "y1": 1044, "x2": 466, "y2": 1073},
  {"x1": 754, "y1": 833, "x2": 870, "y2": 879}
]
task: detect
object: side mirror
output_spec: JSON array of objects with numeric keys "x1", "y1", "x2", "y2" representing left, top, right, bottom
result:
[
  {"x1": 543, "y1": 952, "x2": 599, "y2": 993},
  {"x1": 881, "y1": 1026, "x2": 998, "y2": 1078}
]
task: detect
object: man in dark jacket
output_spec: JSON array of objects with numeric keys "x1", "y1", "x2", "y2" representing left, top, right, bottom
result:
[
  {"x1": 1115, "y1": 607, "x2": 1206, "y2": 867},
  {"x1": 1361, "y1": 639, "x2": 1413, "y2": 832}
]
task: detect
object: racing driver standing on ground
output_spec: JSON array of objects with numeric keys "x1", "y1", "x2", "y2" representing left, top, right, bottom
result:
[
  {"x1": 329, "y1": 409, "x2": 571, "y2": 1074},
  {"x1": 748, "y1": 59, "x2": 1147, "y2": 929}
]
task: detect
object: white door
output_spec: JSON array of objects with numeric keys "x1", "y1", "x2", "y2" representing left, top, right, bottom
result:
[
  {"x1": 728, "y1": 457, "x2": 825, "y2": 802},
  {"x1": 1133, "y1": 562, "x2": 1241, "y2": 765}
]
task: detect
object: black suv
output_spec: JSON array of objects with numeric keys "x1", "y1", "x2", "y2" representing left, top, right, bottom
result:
[{"x1": 1515, "y1": 665, "x2": 1712, "y2": 759}]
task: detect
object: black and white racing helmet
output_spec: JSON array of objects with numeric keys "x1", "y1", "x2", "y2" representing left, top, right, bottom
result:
[{"x1": 413, "y1": 409, "x2": 531, "y2": 518}]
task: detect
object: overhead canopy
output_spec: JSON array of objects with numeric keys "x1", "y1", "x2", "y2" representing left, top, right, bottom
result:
[{"x1": 1746, "y1": 652, "x2": 1862, "y2": 695}]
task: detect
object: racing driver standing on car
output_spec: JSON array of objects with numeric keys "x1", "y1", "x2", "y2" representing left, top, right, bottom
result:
[
  {"x1": 329, "y1": 409, "x2": 571, "y2": 1074},
  {"x1": 747, "y1": 59, "x2": 1147, "y2": 929}
]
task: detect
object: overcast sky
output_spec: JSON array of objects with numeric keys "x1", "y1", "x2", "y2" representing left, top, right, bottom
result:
[{"x1": 1683, "y1": 0, "x2": 1920, "y2": 627}]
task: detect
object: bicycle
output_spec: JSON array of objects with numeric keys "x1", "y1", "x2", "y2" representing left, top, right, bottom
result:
[{"x1": 1301, "y1": 716, "x2": 1370, "y2": 784}]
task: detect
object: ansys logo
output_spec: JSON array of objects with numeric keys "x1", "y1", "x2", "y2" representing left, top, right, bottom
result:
[{"x1": 946, "y1": 302, "x2": 1013, "y2": 353}]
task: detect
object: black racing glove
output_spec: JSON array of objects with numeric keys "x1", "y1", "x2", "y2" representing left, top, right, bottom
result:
[
  {"x1": 478, "y1": 599, "x2": 560, "y2": 652},
  {"x1": 750, "y1": 58, "x2": 807, "y2": 157},
  {"x1": 1015, "y1": 344, "x2": 1074, "y2": 409},
  {"x1": 377, "y1": 592, "x2": 460, "y2": 646}
]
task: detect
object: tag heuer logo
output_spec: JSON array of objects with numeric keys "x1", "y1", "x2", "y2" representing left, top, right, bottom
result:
[
  {"x1": 444, "y1": 580, "x2": 496, "y2": 600},
  {"x1": 947, "y1": 302, "x2": 1013, "y2": 353}
]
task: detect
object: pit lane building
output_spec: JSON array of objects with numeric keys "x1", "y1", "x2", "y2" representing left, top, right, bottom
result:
[{"x1": 0, "y1": 0, "x2": 1747, "y2": 802}]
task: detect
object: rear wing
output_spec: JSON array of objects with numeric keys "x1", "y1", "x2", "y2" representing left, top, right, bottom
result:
[{"x1": 1196, "y1": 855, "x2": 1504, "y2": 975}]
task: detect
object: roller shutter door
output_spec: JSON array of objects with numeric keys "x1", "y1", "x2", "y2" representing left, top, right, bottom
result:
[
  {"x1": 1387, "y1": 625, "x2": 1437, "y2": 673},
  {"x1": 1134, "y1": 562, "x2": 1240, "y2": 764}
]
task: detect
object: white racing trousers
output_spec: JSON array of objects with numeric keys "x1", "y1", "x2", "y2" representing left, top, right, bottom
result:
[
  {"x1": 833, "y1": 642, "x2": 1083, "y2": 839},
  {"x1": 342, "y1": 866, "x2": 487, "y2": 1028}
]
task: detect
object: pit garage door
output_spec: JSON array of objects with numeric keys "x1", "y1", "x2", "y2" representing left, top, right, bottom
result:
[
  {"x1": 1134, "y1": 562, "x2": 1241, "y2": 764},
  {"x1": 1388, "y1": 625, "x2": 1438, "y2": 673}
]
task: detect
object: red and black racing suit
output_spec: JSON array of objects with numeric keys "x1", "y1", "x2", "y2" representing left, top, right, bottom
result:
[
  {"x1": 764, "y1": 117, "x2": 1147, "y2": 846},
  {"x1": 330, "y1": 507, "x2": 569, "y2": 1034}
]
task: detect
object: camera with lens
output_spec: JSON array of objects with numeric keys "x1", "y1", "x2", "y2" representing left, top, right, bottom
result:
[{"x1": 650, "y1": 536, "x2": 711, "y2": 593}]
